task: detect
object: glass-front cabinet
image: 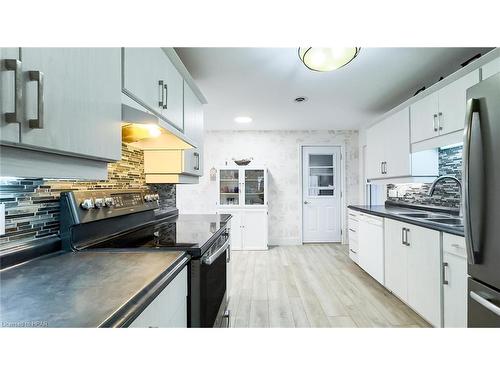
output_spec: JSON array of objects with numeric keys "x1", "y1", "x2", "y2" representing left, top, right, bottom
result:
[{"x1": 217, "y1": 166, "x2": 268, "y2": 207}]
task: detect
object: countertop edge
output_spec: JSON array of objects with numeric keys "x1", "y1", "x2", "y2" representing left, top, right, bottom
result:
[
  {"x1": 99, "y1": 252, "x2": 190, "y2": 328},
  {"x1": 348, "y1": 205, "x2": 465, "y2": 237}
]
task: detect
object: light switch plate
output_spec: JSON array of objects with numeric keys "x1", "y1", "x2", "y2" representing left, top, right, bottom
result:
[{"x1": 0, "y1": 203, "x2": 5, "y2": 236}]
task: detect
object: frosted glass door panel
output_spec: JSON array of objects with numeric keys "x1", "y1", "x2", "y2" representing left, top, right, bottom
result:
[
  {"x1": 308, "y1": 154, "x2": 335, "y2": 196},
  {"x1": 220, "y1": 169, "x2": 239, "y2": 205},
  {"x1": 245, "y1": 169, "x2": 265, "y2": 205}
]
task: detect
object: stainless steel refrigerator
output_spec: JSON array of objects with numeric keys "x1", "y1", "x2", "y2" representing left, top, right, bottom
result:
[{"x1": 464, "y1": 72, "x2": 500, "y2": 327}]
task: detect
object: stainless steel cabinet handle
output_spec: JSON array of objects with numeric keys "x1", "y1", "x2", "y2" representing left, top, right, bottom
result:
[
  {"x1": 4, "y1": 59, "x2": 22, "y2": 123},
  {"x1": 383, "y1": 162, "x2": 387, "y2": 175},
  {"x1": 438, "y1": 112, "x2": 443, "y2": 131},
  {"x1": 463, "y1": 98, "x2": 480, "y2": 265},
  {"x1": 443, "y1": 262, "x2": 449, "y2": 285},
  {"x1": 28, "y1": 71, "x2": 44, "y2": 129},
  {"x1": 470, "y1": 291, "x2": 500, "y2": 317},
  {"x1": 349, "y1": 228, "x2": 356, "y2": 233},
  {"x1": 401, "y1": 227, "x2": 406, "y2": 245},
  {"x1": 158, "y1": 80, "x2": 164, "y2": 107},
  {"x1": 304, "y1": 201, "x2": 310, "y2": 204},
  {"x1": 433, "y1": 113, "x2": 438, "y2": 132},
  {"x1": 405, "y1": 228, "x2": 410, "y2": 246},
  {"x1": 380, "y1": 162, "x2": 383, "y2": 175},
  {"x1": 223, "y1": 310, "x2": 231, "y2": 328},
  {"x1": 194, "y1": 152, "x2": 200, "y2": 170},
  {"x1": 163, "y1": 83, "x2": 168, "y2": 109}
]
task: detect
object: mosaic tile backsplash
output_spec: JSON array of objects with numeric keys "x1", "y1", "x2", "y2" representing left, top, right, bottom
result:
[
  {"x1": 387, "y1": 145, "x2": 462, "y2": 208},
  {"x1": 0, "y1": 143, "x2": 175, "y2": 250}
]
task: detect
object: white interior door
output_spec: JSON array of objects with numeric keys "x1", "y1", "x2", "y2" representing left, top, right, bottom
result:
[{"x1": 302, "y1": 146, "x2": 341, "y2": 243}]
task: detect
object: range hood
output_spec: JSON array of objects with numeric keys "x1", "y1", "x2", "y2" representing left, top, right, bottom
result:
[
  {"x1": 121, "y1": 104, "x2": 193, "y2": 149},
  {"x1": 121, "y1": 104, "x2": 201, "y2": 184}
]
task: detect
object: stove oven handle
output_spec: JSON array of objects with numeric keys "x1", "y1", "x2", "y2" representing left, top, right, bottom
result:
[{"x1": 202, "y1": 237, "x2": 231, "y2": 265}]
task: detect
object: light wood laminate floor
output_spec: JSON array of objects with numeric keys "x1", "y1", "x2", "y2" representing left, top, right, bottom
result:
[{"x1": 228, "y1": 244, "x2": 430, "y2": 328}]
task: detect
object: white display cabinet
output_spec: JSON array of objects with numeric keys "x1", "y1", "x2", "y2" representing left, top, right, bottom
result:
[{"x1": 216, "y1": 166, "x2": 268, "y2": 250}]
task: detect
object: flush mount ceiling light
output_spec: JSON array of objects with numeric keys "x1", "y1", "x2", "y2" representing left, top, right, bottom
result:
[
  {"x1": 234, "y1": 116, "x2": 253, "y2": 124},
  {"x1": 298, "y1": 48, "x2": 360, "y2": 72}
]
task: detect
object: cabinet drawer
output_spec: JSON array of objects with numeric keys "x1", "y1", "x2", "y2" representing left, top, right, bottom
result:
[{"x1": 443, "y1": 233, "x2": 466, "y2": 258}]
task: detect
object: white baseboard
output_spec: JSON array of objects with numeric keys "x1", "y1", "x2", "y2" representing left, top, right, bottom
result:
[{"x1": 269, "y1": 237, "x2": 302, "y2": 246}]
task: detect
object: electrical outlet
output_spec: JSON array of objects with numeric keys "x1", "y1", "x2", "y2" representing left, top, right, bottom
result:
[
  {"x1": 388, "y1": 189, "x2": 398, "y2": 198},
  {"x1": 0, "y1": 204, "x2": 5, "y2": 236}
]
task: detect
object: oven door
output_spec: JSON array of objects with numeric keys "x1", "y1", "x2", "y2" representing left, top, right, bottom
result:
[{"x1": 198, "y1": 230, "x2": 230, "y2": 328}]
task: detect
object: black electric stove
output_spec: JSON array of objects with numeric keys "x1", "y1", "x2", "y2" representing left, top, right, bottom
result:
[{"x1": 59, "y1": 190, "x2": 232, "y2": 328}]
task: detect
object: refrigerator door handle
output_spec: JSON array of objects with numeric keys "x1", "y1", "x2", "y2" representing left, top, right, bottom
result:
[
  {"x1": 463, "y1": 98, "x2": 481, "y2": 265},
  {"x1": 470, "y1": 291, "x2": 500, "y2": 317}
]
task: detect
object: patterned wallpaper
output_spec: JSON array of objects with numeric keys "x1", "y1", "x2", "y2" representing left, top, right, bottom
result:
[
  {"x1": 176, "y1": 130, "x2": 359, "y2": 245},
  {"x1": 386, "y1": 145, "x2": 462, "y2": 208},
  {"x1": 0, "y1": 143, "x2": 175, "y2": 250}
]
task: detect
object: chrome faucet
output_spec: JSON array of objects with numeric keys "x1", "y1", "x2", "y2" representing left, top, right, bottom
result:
[{"x1": 428, "y1": 175, "x2": 463, "y2": 217}]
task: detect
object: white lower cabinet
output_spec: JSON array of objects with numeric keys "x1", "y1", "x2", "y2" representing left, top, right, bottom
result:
[
  {"x1": 442, "y1": 233, "x2": 467, "y2": 328},
  {"x1": 384, "y1": 219, "x2": 442, "y2": 327},
  {"x1": 357, "y1": 213, "x2": 384, "y2": 285},
  {"x1": 406, "y1": 224, "x2": 441, "y2": 327},
  {"x1": 384, "y1": 219, "x2": 408, "y2": 301},
  {"x1": 347, "y1": 209, "x2": 359, "y2": 264},
  {"x1": 217, "y1": 209, "x2": 268, "y2": 250},
  {"x1": 129, "y1": 266, "x2": 187, "y2": 328}
]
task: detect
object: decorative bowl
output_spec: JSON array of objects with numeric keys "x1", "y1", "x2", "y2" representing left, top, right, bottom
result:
[{"x1": 233, "y1": 158, "x2": 253, "y2": 166}]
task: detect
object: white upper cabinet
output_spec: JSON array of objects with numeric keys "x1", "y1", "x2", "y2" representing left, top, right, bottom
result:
[
  {"x1": 410, "y1": 91, "x2": 439, "y2": 143},
  {"x1": 367, "y1": 107, "x2": 436, "y2": 180},
  {"x1": 0, "y1": 48, "x2": 21, "y2": 143},
  {"x1": 19, "y1": 48, "x2": 121, "y2": 161},
  {"x1": 122, "y1": 48, "x2": 184, "y2": 130},
  {"x1": 383, "y1": 108, "x2": 411, "y2": 178},
  {"x1": 482, "y1": 57, "x2": 500, "y2": 80},
  {"x1": 410, "y1": 70, "x2": 479, "y2": 143},
  {"x1": 437, "y1": 70, "x2": 479, "y2": 135}
]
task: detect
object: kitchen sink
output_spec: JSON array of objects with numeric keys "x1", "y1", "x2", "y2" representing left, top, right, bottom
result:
[{"x1": 425, "y1": 217, "x2": 464, "y2": 226}]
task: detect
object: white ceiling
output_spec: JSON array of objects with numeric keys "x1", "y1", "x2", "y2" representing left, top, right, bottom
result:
[{"x1": 176, "y1": 48, "x2": 492, "y2": 131}]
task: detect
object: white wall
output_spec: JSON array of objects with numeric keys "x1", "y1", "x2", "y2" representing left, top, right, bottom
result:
[{"x1": 177, "y1": 130, "x2": 359, "y2": 246}]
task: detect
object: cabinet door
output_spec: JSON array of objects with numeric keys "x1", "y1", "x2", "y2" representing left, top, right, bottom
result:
[
  {"x1": 384, "y1": 219, "x2": 408, "y2": 301},
  {"x1": 438, "y1": 70, "x2": 479, "y2": 136},
  {"x1": 0, "y1": 48, "x2": 20, "y2": 143},
  {"x1": 20, "y1": 48, "x2": 121, "y2": 161},
  {"x1": 443, "y1": 234, "x2": 467, "y2": 328},
  {"x1": 123, "y1": 48, "x2": 183, "y2": 130},
  {"x1": 161, "y1": 54, "x2": 184, "y2": 130},
  {"x1": 129, "y1": 266, "x2": 187, "y2": 328},
  {"x1": 406, "y1": 225, "x2": 441, "y2": 327},
  {"x1": 219, "y1": 169, "x2": 241, "y2": 206},
  {"x1": 366, "y1": 121, "x2": 385, "y2": 179},
  {"x1": 244, "y1": 169, "x2": 266, "y2": 206},
  {"x1": 183, "y1": 81, "x2": 204, "y2": 176},
  {"x1": 358, "y1": 214, "x2": 384, "y2": 284},
  {"x1": 482, "y1": 57, "x2": 500, "y2": 80},
  {"x1": 384, "y1": 108, "x2": 410, "y2": 178},
  {"x1": 410, "y1": 91, "x2": 439, "y2": 143},
  {"x1": 242, "y1": 210, "x2": 268, "y2": 250}
]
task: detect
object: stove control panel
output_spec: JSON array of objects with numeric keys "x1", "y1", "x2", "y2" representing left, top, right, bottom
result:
[{"x1": 63, "y1": 190, "x2": 160, "y2": 222}]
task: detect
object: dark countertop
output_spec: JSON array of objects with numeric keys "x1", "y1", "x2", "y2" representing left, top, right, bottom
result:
[
  {"x1": 348, "y1": 204, "x2": 464, "y2": 237},
  {"x1": 0, "y1": 250, "x2": 189, "y2": 327}
]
